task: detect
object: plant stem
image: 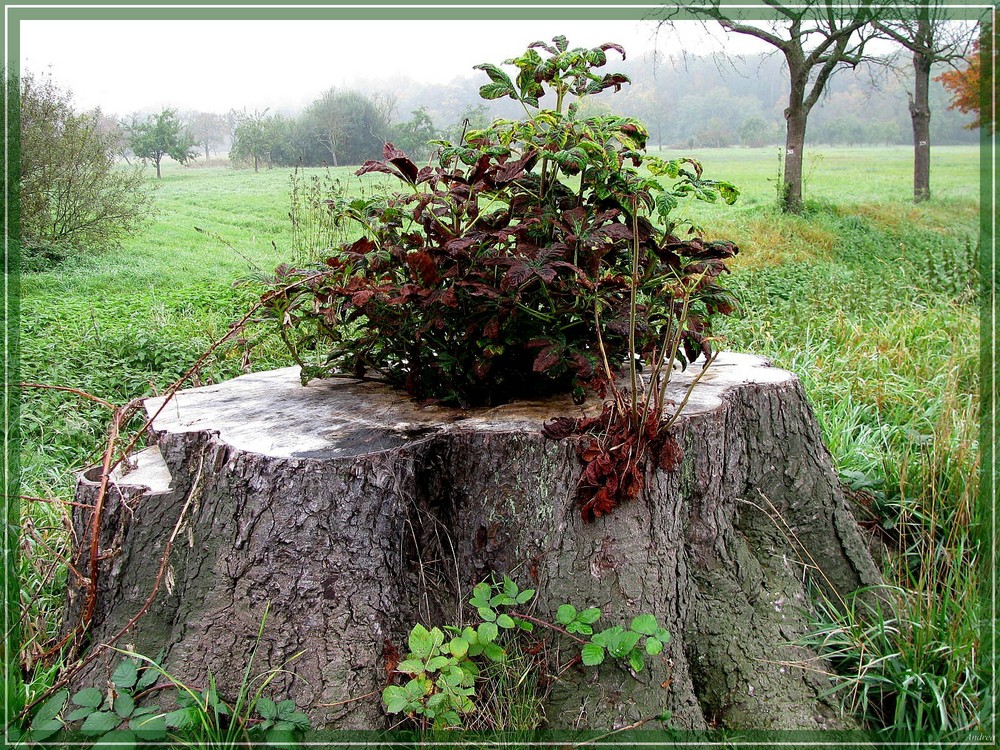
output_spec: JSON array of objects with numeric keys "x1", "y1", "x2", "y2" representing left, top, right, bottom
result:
[
  {"x1": 509, "y1": 611, "x2": 589, "y2": 646},
  {"x1": 593, "y1": 297, "x2": 626, "y2": 413},
  {"x1": 628, "y1": 200, "x2": 640, "y2": 423}
]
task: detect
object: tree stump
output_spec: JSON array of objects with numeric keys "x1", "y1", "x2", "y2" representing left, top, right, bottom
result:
[{"x1": 67, "y1": 352, "x2": 880, "y2": 731}]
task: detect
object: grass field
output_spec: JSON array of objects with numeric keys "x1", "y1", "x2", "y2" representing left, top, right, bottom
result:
[{"x1": 16, "y1": 144, "x2": 989, "y2": 740}]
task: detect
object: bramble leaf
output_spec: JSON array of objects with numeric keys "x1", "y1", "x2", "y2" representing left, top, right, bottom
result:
[
  {"x1": 556, "y1": 604, "x2": 577, "y2": 625},
  {"x1": 112, "y1": 660, "x2": 138, "y2": 691},
  {"x1": 581, "y1": 643, "x2": 605, "y2": 666},
  {"x1": 81, "y1": 710, "x2": 120, "y2": 735},
  {"x1": 408, "y1": 624, "x2": 434, "y2": 659},
  {"x1": 478, "y1": 621, "x2": 499, "y2": 644},
  {"x1": 72, "y1": 687, "x2": 104, "y2": 708},
  {"x1": 630, "y1": 614, "x2": 657, "y2": 636},
  {"x1": 32, "y1": 690, "x2": 68, "y2": 728}
]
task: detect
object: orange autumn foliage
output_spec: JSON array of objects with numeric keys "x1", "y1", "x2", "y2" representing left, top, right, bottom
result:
[{"x1": 936, "y1": 22, "x2": 996, "y2": 132}]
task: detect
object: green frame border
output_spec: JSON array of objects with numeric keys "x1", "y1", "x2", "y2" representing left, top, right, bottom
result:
[{"x1": 2, "y1": 1, "x2": 996, "y2": 747}]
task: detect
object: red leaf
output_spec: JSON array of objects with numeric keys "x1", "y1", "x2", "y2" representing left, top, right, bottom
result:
[
  {"x1": 406, "y1": 251, "x2": 439, "y2": 285},
  {"x1": 351, "y1": 290, "x2": 375, "y2": 306},
  {"x1": 657, "y1": 435, "x2": 683, "y2": 472},
  {"x1": 345, "y1": 236, "x2": 377, "y2": 256},
  {"x1": 532, "y1": 345, "x2": 562, "y2": 374},
  {"x1": 501, "y1": 264, "x2": 534, "y2": 292},
  {"x1": 542, "y1": 417, "x2": 579, "y2": 440}
]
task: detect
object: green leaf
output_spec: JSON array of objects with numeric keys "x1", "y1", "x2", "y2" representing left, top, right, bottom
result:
[
  {"x1": 629, "y1": 649, "x2": 645, "y2": 673},
  {"x1": 591, "y1": 625, "x2": 622, "y2": 648},
  {"x1": 112, "y1": 660, "x2": 139, "y2": 690},
  {"x1": 27, "y1": 720, "x2": 63, "y2": 742},
  {"x1": 478, "y1": 621, "x2": 499, "y2": 644},
  {"x1": 129, "y1": 713, "x2": 167, "y2": 740},
  {"x1": 654, "y1": 627, "x2": 672, "y2": 644},
  {"x1": 496, "y1": 614, "x2": 516, "y2": 629},
  {"x1": 66, "y1": 705, "x2": 97, "y2": 722},
  {"x1": 645, "y1": 637, "x2": 664, "y2": 656},
  {"x1": 630, "y1": 614, "x2": 658, "y2": 636},
  {"x1": 478, "y1": 606, "x2": 497, "y2": 622},
  {"x1": 441, "y1": 671, "x2": 463, "y2": 689},
  {"x1": 581, "y1": 643, "x2": 605, "y2": 666},
  {"x1": 479, "y1": 82, "x2": 516, "y2": 101},
  {"x1": 383, "y1": 686, "x2": 409, "y2": 714},
  {"x1": 164, "y1": 708, "x2": 195, "y2": 729},
  {"x1": 73, "y1": 687, "x2": 105, "y2": 708},
  {"x1": 81, "y1": 710, "x2": 121, "y2": 736},
  {"x1": 266, "y1": 728, "x2": 297, "y2": 747},
  {"x1": 408, "y1": 623, "x2": 433, "y2": 659},
  {"x1": 426, "y1": 656, "x2": 451, "y2": 672},
  {"x1": 32, "y1": 689, "x2": 68, "y2": 728},
  {"x1": 397, "y1": 659, "x2": 425, "y2": 674},
  {"x1": 502, "y1": 576, "x2": 518, "y2": 597},
  {"x1": 135, "y1": 665, "x2": 159, "y2": 691},
  {"x1": 113, "y1": 692, "x2": 135, "y2": 718},
  {"x1": 473, "y1": 63, "x2": 515, "y2": 89},
  {"x1": 556, "y1": 604, "x2": 577, "y2": 625},
  {"x1": 257, "y1": 697, "x2": 278, "y2": 720},
  {"x1": 470, "y1": 582, "x2": 492, "y2": 607},
  {"x1": 515, "y1": 589, "x2": 535, "y2": 604},
  {"x1": 404, "y1": 678, "x2": 427, "y2": 700},
  {"x1": 449, "y1": 637, "x2": 469, "y2": 659},
  {"x1": 718, "y1": 181, "x2": 740, "y2": 205},
  {"x1": 94, "y1": 729, "x2": 135, "y2": 750},
  {"x1": 287, "y1": 711, "x2": 311, "y2": 730},
  {"x1": 577, "y1": 607, "x2": 602, "y2": 624},
  {"x1": 483, "y1": 643, "x2": 506, "y2": 663},
  {"x1": 608, "y1": 630, "x2": 642, "y2": 658}
]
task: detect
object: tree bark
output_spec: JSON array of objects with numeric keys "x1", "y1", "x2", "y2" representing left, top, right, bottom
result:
[
  {"x1": 912, "y1": 43, "x2": 933, "y2": 203},
  {"x1": 782, "y1": 56, "x2": 809, "y2": 215},
  {"x1": 66, "y1": 353, "x2": 880, "y2": 732}
]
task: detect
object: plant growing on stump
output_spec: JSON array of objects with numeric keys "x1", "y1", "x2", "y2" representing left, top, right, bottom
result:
[
  {"x1": 382, "y1": 576, "x2": 672, "y2": 730},
  {"x1": 262, "y1": 36, "x2": 740, "y2": 518}
]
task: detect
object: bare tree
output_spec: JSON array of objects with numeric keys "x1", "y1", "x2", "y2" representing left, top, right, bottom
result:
[
  {"x1": 873, "y1": 7, "x2": 978, "y2": 202},
  {"x1": 658, "y1": 1, "x2": 876, "y2": 213}
]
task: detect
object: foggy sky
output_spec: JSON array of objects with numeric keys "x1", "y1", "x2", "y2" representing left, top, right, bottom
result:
[{"x1": 19, "y1": 18, "x2": 770, "y2": 116}]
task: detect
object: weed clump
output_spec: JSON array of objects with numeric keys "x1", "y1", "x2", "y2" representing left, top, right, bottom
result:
[{"x1": 261, "y1": 37, "x2": 739, "y2": 408}]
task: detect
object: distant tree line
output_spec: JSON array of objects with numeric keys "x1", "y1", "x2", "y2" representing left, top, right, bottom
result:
[{"x1": 228, "y1": 90, "x2": 396, "y2": 170}]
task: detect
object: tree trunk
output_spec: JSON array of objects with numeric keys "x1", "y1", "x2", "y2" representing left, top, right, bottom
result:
[
  {"x1": 782, "y1": 63, "x2": 809, "y2": 215},
  {"x1": 911, "y1": 46, "x2": 933, "y2": 203},
  {"x1": 65, "y1": 353, "x2": 880, "y2": 732},
  {"x1": 154, "y1": 156, "x2": 161, "y2": 179}
]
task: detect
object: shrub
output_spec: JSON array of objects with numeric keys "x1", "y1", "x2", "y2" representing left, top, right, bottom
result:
[
  {"x1": 261, "y1": 37, "x2": 739, "y2": 408},
  {"x1": 18, "y1": 70, "x2": 153, "y2": 269}
]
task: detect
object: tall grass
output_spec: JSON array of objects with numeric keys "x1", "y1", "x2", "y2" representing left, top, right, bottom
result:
[
  {"x1": 713, "y1": 198, "x2": 985, "y2": 740},
  {"x1": 14, "y1": 147, "x2": 987, "y2": 736}
]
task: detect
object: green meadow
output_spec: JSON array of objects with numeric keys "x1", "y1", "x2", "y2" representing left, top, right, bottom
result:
[{"x1": 17, "y1": 144, "x2": 988, "y2": 740}]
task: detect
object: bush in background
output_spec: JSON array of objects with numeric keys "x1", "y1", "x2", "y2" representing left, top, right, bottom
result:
[{"x1": 18, "y1": 70, "x2": 154, "y2": 271}]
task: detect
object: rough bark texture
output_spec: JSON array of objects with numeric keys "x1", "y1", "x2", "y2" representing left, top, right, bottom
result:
[
  {"x1": 66, "y1": 353, "x2": 880, "y2": 732},
  {"x1": 912, "y1": 43, "x2": 933, "y2": 203},
  {"x1": 782, "y1": 56, "x2": 809, "y2": 215}
]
